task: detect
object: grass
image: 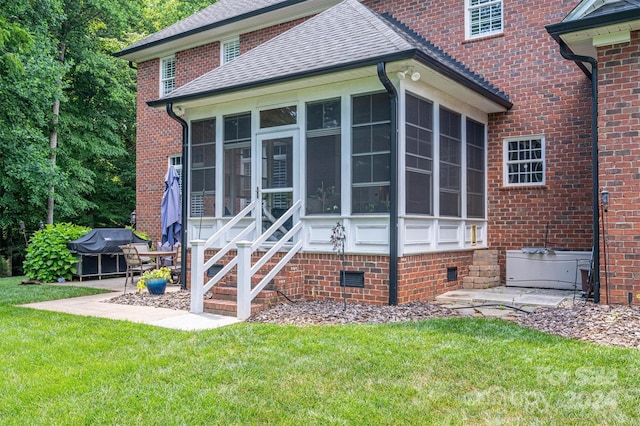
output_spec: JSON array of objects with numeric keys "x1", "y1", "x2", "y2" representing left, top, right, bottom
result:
[{"x1": 1, "y1": 276, "x2": 639, "y2": 425}]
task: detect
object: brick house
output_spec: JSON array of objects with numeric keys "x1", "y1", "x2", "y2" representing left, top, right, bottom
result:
[{"x1": 116, "y1": 0, "x2": 639, "y2": 314}]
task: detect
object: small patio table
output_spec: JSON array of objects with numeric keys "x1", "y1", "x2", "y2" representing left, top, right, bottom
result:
[{"x1": 148, "y1": 250, "x2": 177, "y2": 268}]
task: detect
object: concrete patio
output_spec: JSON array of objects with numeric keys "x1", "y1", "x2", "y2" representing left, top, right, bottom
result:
[{"x1": 20, "y1": 277, "x2": 240, "y2": 331}]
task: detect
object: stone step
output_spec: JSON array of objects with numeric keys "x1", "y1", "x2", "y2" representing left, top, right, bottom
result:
[
  {"x1": 462, "y1": 275, "x2": 500, "y2": 289},
  {"x1": 468, "y1": 264, "x2": 500, "y2": 277}
]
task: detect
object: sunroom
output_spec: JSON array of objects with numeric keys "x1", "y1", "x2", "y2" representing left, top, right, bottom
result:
[{"x1": 150, "y1": 0, "x2": 512, "y2": 258}]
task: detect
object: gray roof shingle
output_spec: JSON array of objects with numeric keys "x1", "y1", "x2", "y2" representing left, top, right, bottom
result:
[
  {"x1": 118, "y1": 0, "x2": 300, "y2": 57},
  {"x1": 585, "y1": 0, "x2": 640, "y2": 18},
  {"x1": 151, "y1": 0, "x2": 511, "y2": 109}
]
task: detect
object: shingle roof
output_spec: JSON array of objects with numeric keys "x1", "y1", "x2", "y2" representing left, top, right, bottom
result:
[
  {"x1": 585, "y1": 0, "x2": 640, "y2": 17},
  {"x1": 117, "y1": 0, "x2": 301, "y2": 57},
  {"x1": 150, "y1": 0, "x2": 511, "y2": 109},
  {"x1": 378, "y1": 13, "x2": 509, "y2": 104}
]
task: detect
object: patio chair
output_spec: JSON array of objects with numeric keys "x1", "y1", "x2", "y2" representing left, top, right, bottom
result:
[
  {"x1": 119, "y1": 244, "x2": 157, "y2": 293},
  {"x1": 129, "y1": 242, "x2": 153, "y2": 264}
]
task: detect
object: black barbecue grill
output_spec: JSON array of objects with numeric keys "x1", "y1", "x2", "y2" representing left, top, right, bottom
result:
[{"x1": 67, "y1": 228, "x2": 150, "y2": 280}]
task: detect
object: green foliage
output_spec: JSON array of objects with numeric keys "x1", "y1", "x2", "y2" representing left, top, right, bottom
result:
[
  {"x1": 127, "y1": 226, "x2": 150, "y2": 242},
  {"x1": 142, "y1": 0, "x2": 216, "y2": 32},
  {"x1": 0, "y1": 282, "x2": 639, "y2": 425},
  {"x1": 0, "y1": 256, "x2": 8, "y2": 276},
  {"x1": 0, "y1": 276, "x2": 107, "y2": 306},
  {"x1": 23, "y1": 223, "x2": 90, "y2": 282}
]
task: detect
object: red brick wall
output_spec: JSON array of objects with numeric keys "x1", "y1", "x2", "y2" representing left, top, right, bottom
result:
[
  {"x1": 397, "y1": 252, "x2": 473, "y2": 303},
  {"x1": 176, "y1": 41, "x2": 219, "y2": 86},
  {"x1": 364, "y1": 0, "x2": 594, "y2": 279},
  {"x1": 136, "y1": 59, "x2": 182, "y2": 241},
  {"x1": 597, "y1": 30, "x2": 640, "y2": 304},
  {"x1": 190, "y1": 249, "x2": 477, "y2": 305}
]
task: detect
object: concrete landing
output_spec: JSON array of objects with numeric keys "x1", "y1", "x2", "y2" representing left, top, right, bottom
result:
[{"x1": 436, "y1": 286, "x2": 579, "y2": 308}]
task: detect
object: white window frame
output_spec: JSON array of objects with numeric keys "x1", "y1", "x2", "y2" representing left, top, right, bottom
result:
[
  {"x1": 503, "y1": 136, "x2": 546, "y2": 187},
  {"x1": 465, "y1": 0, "x2": 503, "y2": 40},
  {"x1": 160, "y1": 56, "x2": 176, "y2": 96},
  {"x1": 221, "y1": 37, "x2": 240, "y2": 64},
  {"x1": 168, "y1": 155, "x2": 183, "y2": 194}
]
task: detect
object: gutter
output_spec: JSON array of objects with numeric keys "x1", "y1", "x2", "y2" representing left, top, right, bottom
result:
[
  {"x1": 377, "y1": 62, "x2": 398, "y2": 306},
  {"x1": 556, "y1": 40, "x2": 601, "y2": 304},
  {"x1": 166, "y1": 103, "x2": 189, "y2": 290},
  {"x1": 545, "y1": 9, "x2": 640, "y2": 38}
]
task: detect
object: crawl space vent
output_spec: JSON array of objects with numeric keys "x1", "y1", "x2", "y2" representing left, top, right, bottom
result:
[{"x1": 341, "y1": 271, "x2": 365, "y2": 288}]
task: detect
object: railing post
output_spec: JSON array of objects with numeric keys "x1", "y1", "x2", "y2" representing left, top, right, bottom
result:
[
  {"x1": 190, "y1": 239, "x2": 206, "y2": 313},
  {"x1": 236, "y1": 240, "x2": 252, "y2": 320}
]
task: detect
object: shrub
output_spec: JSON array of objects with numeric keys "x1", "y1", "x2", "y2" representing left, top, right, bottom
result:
[
  {"x1": 127, "y1": 226, "x2": 152, "y2": 246},
  {"x1": 23, "y1": 223, "x2": 91, "y2": 283}
]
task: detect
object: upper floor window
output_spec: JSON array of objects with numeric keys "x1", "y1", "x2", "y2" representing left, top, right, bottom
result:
[
  {"x1": 160, "y1": 56, "x2": 175, "y2": 96},
  {"x1": 222, "y1": 38, "x2": 240, "y2": 64},
  {"x1": 466, "y1": 0, "x2": 503, "y2": 39},
  {"x1": 504, "y1": 136, "x2": 545, "y2": 186}
]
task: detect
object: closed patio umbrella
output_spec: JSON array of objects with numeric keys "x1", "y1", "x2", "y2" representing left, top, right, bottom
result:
[{"x1": 161, "y1": 165, "x2": 182, "y2": 246}]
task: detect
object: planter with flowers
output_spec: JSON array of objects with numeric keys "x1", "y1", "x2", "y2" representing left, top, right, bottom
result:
[{"x1": 137, "y1": 267, "x2": 173, "y2": 295}]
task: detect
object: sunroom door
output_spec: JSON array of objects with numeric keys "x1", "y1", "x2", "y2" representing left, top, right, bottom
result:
[{"x1": 257, "y1": 131, "x2": 297, "y2": 238}]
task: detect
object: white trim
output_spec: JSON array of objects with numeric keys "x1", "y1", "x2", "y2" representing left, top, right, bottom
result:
[
  {"x1": 465, "y1": 0, "x2": 504, "y2": 40},
  {"x1": 221, "y1": 37, "x2": 240, "y2": 65},
  {"x1": 503, "y1": 135, "x2": 546, "y2": 187},
  {"x1": 159, "y1": 55, "x2": 176, "y2": 96},
  {"x1": 593, "y1": 30, "x2": 631, "y2": 47}
]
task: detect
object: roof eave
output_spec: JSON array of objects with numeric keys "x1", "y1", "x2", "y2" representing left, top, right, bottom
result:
[
  {"x1": 413, "y1": 51, "x2": 512, "y2": 110},
  {"x1": 147, "y1": 51, "x2": 415, "y2": 107},
  {"x1": 148, "y1": 50, "x2": 512, "y2": 111},
  {"x1": 115, "y1": 0, "x2": 311, "y2": 59},
  {"x1": 546, "y1": 8, "x2": 640, "y2": 36}
]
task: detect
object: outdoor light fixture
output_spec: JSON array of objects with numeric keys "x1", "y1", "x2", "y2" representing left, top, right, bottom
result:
[
  {"x1": 130, "y1": 211, "x2": 137, "y2": 226},
  {"x1": 601, "y1": 189, "x2": 609, "y2": 212},
  {"x1": 39, "y1": 221, "x2": 44, "y2": 230},
  {"x1": 397, "y1": 67, "x2": 421, "y2": 82}
]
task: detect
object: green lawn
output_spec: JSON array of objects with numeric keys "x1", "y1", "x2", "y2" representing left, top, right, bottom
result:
[{"x1": 1, "y1": 276, "x2": 639, "y2": 425}]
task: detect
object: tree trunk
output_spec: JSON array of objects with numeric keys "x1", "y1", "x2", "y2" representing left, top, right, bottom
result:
[{"x1": 47, "y1": 41, "x2": 66, "y2": 225}]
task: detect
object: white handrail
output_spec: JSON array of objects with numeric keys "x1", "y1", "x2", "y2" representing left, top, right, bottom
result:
[
  {"x1": 252, "y1": 199, "x2": 302, "y2": 250},
  {"x1": 205, "y1": 222, "x2": 256, "y2": 270},
  {"x1": 191, "y1": 198, "x2": 303, "y2": 318},
  {"x1": 204, "y1": 199, "x2": 258, "y2": 248},
  {"x1": 251, "y1": 220, "x2": 302, "y2": 274},
  {"x1": 237, "y1": 200, "x2": 303, "y2": 319}
]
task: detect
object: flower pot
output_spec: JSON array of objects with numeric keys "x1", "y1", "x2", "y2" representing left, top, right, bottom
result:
[{"x1": 146, "y1": 278, "x2": 167, "y2": 295}]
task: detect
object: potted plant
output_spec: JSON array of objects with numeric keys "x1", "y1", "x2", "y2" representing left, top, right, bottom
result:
[{"x1": 137, "y1": 267, "x2": 173, "y2": 295}]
